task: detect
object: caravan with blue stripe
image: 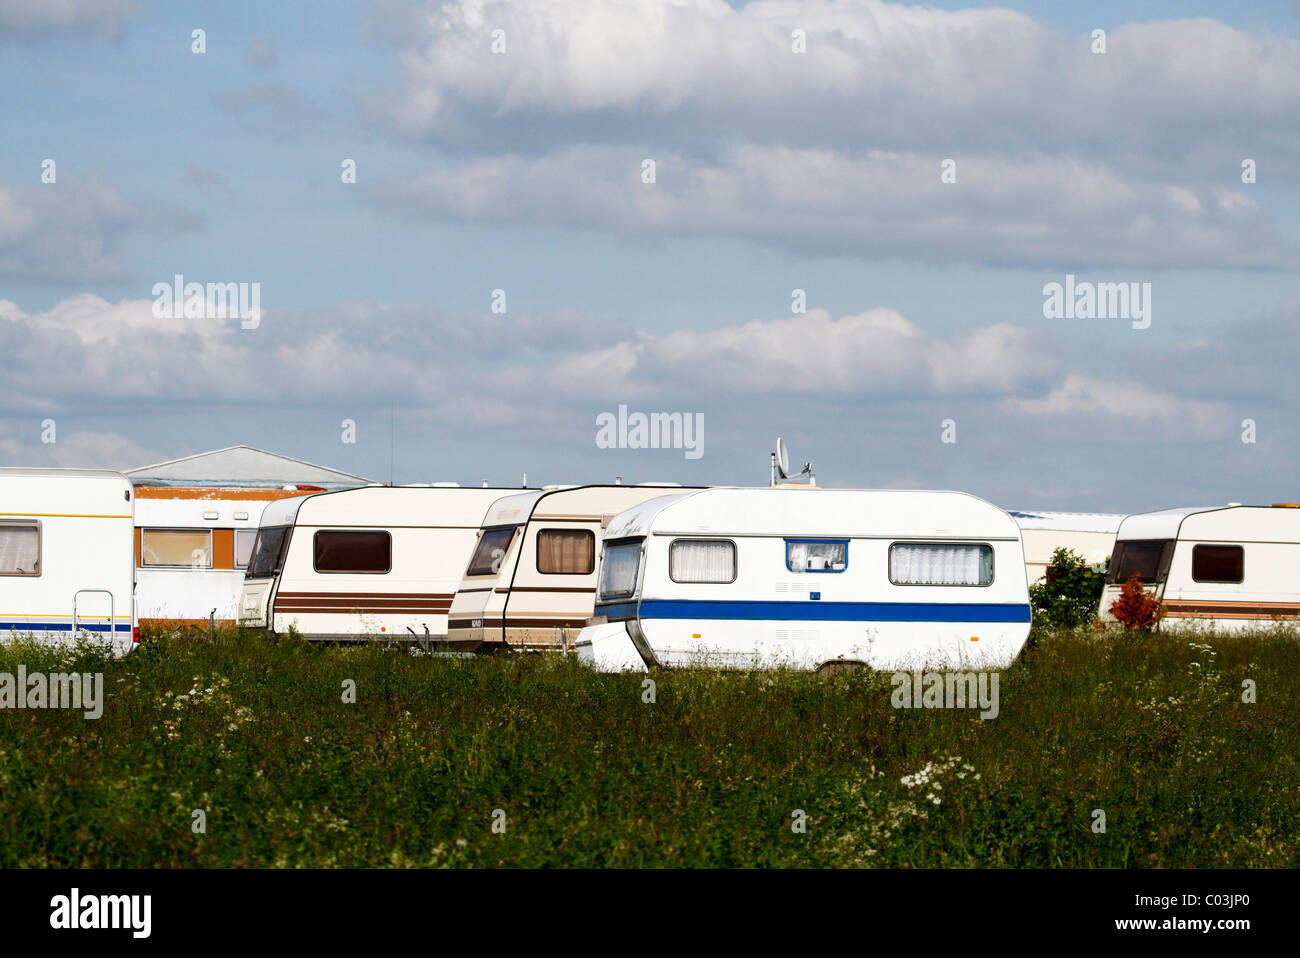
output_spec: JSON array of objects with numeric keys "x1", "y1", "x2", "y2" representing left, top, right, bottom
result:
[
  {"x1": 0, "y1": 468, "x2": 138, "y2": 656},
  {"x1": 575, "y1": 486, "x2": 1034, "y2": 673}
]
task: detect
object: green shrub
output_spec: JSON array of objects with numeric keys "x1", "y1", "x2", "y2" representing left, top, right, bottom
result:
[{"x1": 1029, "y1": 547, "x2": 1107, "y2": 629}]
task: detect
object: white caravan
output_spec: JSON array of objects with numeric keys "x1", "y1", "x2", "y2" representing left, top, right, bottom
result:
[
  {"x1": 237, "y1": 486, "x2": 515, "y2": 641},
  {"x1": 575, "y1": 486, "x2": 1033, "y2": 672},
  {"x1": 1098, "y1": 503, "x2": 1300, "y2": 630},
  {"x1": 134, "y1": 486, "x2": 317, "y2": 627},
  {"x1": 446, "y1": 484, "x2": 691, "y2": 653},
  {"x1": 0, "y1": 468, "x2": 137, "y2": 654},
  {"x1": 1009, "y1": 511, "x2": 1124, "y2": 584}
]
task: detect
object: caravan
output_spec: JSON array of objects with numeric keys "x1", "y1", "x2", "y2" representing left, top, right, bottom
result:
[
  {"x1": 1099, "y1": 503, "x2": 1300, "y2": 630},
  {"x1": 446, "y1": 484, "x2": 691, "y2": 653},
  {"x1": 575, "y1": 486, "x2": 1032, "y2": 672},
  {"x1": 237, "y1": 486, "x2": 514, "y2": 641},
  {"x1": 0, "y1": 468, "x2": 137, "y2": 654},
  {"x1": 134, "y1": 486, "x2": 317, "y2": 628},
  {"x1": 1009, "y1": 511, "x2": 1124, "y2": 584}
]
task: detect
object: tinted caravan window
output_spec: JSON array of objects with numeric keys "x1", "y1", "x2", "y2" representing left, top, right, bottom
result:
[
  {"x1": 247, "y1": 526, "x2": 290, "y2": 578},
  {"x1": 466, "y1": 527, "x2": 517, "y2": 576},
  {"x1": 313, "y1": 530, "x2": 391, "y2": 574},
  {"x1": 1108, "y1": 539, "x2": 1173, "y2": 584},
  {"x1": 1191, "y1": 544, "x2": 1244, "y2": 583},
  {"x1": 537, "y1": 529, "x2": 595, "y2": 575},
  {"x1": 599, "y1": 540, "x2": 643, "y2": 598}
]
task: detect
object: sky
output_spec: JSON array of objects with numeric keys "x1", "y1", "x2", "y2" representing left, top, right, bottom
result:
[{"x1": 1, "y1": 0, "x2": 1298, "y2": 512}]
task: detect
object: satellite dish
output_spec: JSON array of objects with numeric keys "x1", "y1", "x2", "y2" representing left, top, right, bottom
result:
[{"x1": 776, "y1": 437, "x2": 790, "y2": 479}]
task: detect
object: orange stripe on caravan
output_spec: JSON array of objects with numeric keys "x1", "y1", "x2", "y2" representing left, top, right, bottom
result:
[{"x1": 132, "y1": 486, "x2": 321, "y2": 501}]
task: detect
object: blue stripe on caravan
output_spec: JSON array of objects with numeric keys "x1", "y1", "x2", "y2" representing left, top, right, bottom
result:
[
  {"x1": 627, "y1": 599, "x2": 1031, "y2": 624},
  {"x1": 594, "y1": 601, "x2": 639, "y2": 621},
  {"x1": 0, "y1": 622, "x2": 133, "y2": 633}
]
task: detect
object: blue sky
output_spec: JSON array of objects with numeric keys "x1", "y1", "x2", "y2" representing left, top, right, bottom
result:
[{"x1": 2, "y1": 0, "x2": 1298, "y2": 511}]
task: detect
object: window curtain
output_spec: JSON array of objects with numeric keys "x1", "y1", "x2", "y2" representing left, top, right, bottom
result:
[
  {"x1": 0, "y1": 525, "x2": 39, "y2": 574},
  {"x1": 890, "y1": 544, "x2": 991, "y2": 586},
  {"x1": 143, "y1": 531, "x2": 212, "y2": 568},
  {"x1": 670, "y1": 540, "x2": 735, "y2": 583},
  {"x1": 538, "y1": 530, "x2": 594, "y2": 574}
]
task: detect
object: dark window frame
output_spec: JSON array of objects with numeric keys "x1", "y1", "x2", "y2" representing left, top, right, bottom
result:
[
  {"x1": 1107, "y1": 539, "x2": 1175, "y2": 585},
  {"x1": 466, "y1": 526, "x2": 518, "y2": 577},
  {"x1": 1191, "y1": 543, "x2": 1244, "y2": 584},
  {"x1": 312, "y1": 529, "x2": 392, "y2": 575}
]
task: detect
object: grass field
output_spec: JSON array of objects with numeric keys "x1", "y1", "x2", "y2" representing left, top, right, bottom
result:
[{"x1": 0, "y1": 624, "x2": 1296, "y2": 867}]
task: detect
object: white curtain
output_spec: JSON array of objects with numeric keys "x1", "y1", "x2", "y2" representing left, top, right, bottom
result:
[
  {"x1": 0, "y1": 525, "x2": 39, "y2": 574},
  {"x1": 670, "y1": 539, "x2": 735, "y2": 583},
  {"x1": 890, "y1": 544, "x2": 991, "y2": 586},
  {"x1": 599, "y1": 542, "x2": 642, "y2": 596}
]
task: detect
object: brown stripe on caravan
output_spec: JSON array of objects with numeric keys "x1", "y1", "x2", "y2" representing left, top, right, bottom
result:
[
  {"x1": 501, "y1": 616, "x2": 595, "y2": 629},
  {"x1": 273, "y1": 592, "x2": 455, "y2": 614},
  {"x1": 530, "y1": 514, "x2": 603, "y2": 521},
  {"x1": 1162, "y1": 600, "x2": 1300, "y2": 619},
  {"x1": 507, "y1": 586, "x2": 597, "y2": 594},
  {"x1": 276, "y1": 592, "x2": 457, "y2": 599}
]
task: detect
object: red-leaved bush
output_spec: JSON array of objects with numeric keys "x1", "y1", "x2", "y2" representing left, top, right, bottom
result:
[{"x1": 1109, "y1": 573, "x2": 1161, "y2": 630}]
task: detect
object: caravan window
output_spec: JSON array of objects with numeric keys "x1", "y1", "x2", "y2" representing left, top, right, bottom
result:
[
  {"x1": 247, "y1": 526, "x2": 291, "y2": 578},
  {"x1": 1108, "y1": 539, "x2": 1173, "y2": 584},
  {"x1": 599, "y1": 540, "x2": 643, "y2": 598},
  {"x1": 889, "y1": 543, "x2": 993, "y2": 586},
  {"x1": 0, "y1": 520, "x2": 40, "y2": 576},
  {"x1": 313, "y1": 530, "x2": 391, "y2": 574},
  {"x1": 142, "y1": 530, "x2": 213, "y2": 568},
  {"x1": 1192, "y1": 544, "x2": 1244, "y2": 583},
  {"x1": 537, "y1": 529, "x2": 595, "y2": 575},
  {"x1": 466, "y1": 527, "x2": 517, "y2": 576},
  {"x1": 670, "y1": 539, "x2": 737, "y2": 584},
  {"x1": 234, "y1": 529, "x2": 257, "y2": 569},
  {"x1": 787, "y1": 539, "x2": 848, "y2": 572}
]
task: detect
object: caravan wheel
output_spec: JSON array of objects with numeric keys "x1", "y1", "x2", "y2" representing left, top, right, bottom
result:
[{"x1": 817, "y1": 660, "x2": 865, "y2": 676}]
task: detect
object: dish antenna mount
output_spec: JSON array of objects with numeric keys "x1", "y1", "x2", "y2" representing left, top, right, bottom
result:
[{"x1": 771, "y1": 437, "x2": 816, "y2": 486}]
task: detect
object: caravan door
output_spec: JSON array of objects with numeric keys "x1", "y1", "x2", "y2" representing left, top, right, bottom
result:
[{"x1": 72, "y1": 588, "x2": 116, "y2": 646}]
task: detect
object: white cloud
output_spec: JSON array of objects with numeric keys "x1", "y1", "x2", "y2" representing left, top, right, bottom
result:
[
  {"x1": 0, "y1": 0, "x2": 141, "y2": 36},
  {"x1": 0, "y1": 174, "x2": 201, "y2": 284},
  {"x1": 1007, "y1": 373, "x2": 1231, "y2": 439},
  {"x1": 364, "y1": 1, "x2": 1300, "y2": 163},
  {"x1": 370, "y1": 146, "x2": 1295, "y2": 268}
]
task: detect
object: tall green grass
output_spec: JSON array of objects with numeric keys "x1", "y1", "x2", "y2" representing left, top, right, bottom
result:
[{"x1": 0, "y1": 624, "x2": 1295, "y2": 867}]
